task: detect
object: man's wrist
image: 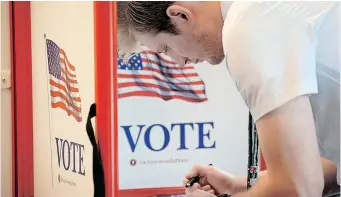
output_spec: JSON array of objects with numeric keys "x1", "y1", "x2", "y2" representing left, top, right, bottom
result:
[{"x1": 230, "y1": 176, "x2": 247, "y2": 194}]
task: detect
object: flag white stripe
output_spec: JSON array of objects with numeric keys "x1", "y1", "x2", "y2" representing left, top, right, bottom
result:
[
  {"x1": 50, "y1": 75, "x2": 80, "y2": 94},
  {"x1": 51, "y1": 97, "x2": 81, "y2": 116},
  {"x1": 50, "y1": 76, "x2": 81, "y2": 108},
  {"x1": 141, "y1": 51, "x2": 187, "y2": 67},
  {"x1": 60, "y1": 62, "x2": 77, "y2": 81},
  {"x1": 118, "y1": 77, "x2": 204, "y2": 91},
  {"x1": 118, "y1": 86, "x2": 207, "y2": 99},
  {"x1": 59, "y1": 53, "x2": 76, "y2": 71},
  {"x1": 118, "y1": 69, "x2": 202, "y2": 83},
  {"x1": 50, "y1": 85, "x2": 81, "y2": 107},
  {"x1": 140, "y1": 55, "x2": 194, "y2": 69},
  {"x1": 142, "y1": 62, "x2": 197, "y2": 75},
  {"x1": 154, "y1": 52, "x2": 176, "y2": 63}
]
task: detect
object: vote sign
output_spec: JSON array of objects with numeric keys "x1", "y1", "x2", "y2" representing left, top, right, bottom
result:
[
  {"x1": 122, "y1": 122, "x2": 216, "y2": 152},
  {"x1": 117, "y1": 57, "x2": 249, "y2": 190}
]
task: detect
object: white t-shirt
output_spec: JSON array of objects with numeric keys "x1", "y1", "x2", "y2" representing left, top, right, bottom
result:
[{"x1": 221, "y1": 1, "x2": 340, "y2": 184}]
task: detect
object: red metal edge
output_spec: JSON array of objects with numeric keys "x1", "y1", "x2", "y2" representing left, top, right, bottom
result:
[
  {"x1": 111, "y1": 2, "x2": 119, "y2": 197},
  {"x1": 11, "y1": 2, "x2": 34, "y2": 197},
  {"x1": 119, "y1": 187, "x2": 185, "y2": 197},
  {"x1": 94, "y1": 2, "x2": 114, "y2": 197},
  {"x1": 8, "y1": 2, "x2": 15, "y2": 197}
]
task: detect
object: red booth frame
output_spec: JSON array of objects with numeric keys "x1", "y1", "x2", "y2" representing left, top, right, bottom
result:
[
  {"x1": 9, "y1": 2, "x2": 34, "y2": 197},
  {"x1": 11, "y1": 1, "x2": 266, "y2": 197}
]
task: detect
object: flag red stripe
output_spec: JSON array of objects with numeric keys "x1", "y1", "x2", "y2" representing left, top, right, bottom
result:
[
  {"x1": 119, "y1": 91, "x2": 208, "y2": 102},
  {"x1": 49, "y1": 79, "x2": 79, "y2": 93},
  {"x1": 60, "y1": 76, "x2": 79, "y2": 86},
  {"x1": 118, "y1": 74, "x2": 204, "y2": 85},
  {"x1": 50, "y1": 90, "x2": 81, "y2": 113},
  {"x1": 60, "y1": 64, "x2": 76, "y2": 78},
  {"x1": 118, "y1": 82, "x2": 205, "y2": 94},
  {"x1": 61, "y1": 73, "x2": 78, "y2": 84},
  {"x1": 58, "y1": 48, "x2": 76, "y2": 71},
  {"x1": 49, "y1": 84, "x2": 81, "y2": 102},
  {"x1": 51, "y1": 102, "x2": 82, "y2": 122}
]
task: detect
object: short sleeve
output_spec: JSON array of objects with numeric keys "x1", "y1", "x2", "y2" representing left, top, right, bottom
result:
[{"x1": 223, "y1": 4, "x2": 318, "y2": 122}]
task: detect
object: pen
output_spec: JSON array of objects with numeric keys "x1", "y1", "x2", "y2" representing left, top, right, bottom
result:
[
  {"x1": 185, "y1": 175, "x2": 200, "y2": 188},
  {"x1": 185, "y1": 164, "x2": 213, "y2": 188}
]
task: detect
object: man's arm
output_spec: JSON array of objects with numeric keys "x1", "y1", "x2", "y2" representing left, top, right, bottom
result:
[
  {"x1": 232, "y1": 96, "x2": 324, "y2": 197},
  {"x1": 234, "y1": 157, "x2": 338, "y2": 195}
]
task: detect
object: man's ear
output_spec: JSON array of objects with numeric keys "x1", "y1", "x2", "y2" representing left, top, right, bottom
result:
[{"x1": 166, "y1": 5, "x2": 195, "y2": 25}]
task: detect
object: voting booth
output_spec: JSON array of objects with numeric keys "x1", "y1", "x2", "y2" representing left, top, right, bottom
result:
[
  {"x1": 8, "y1": 2, "x2": 263, "y2": 197},
  {"x1": 99, "y1": 2, "x2": 257, "y2": 197},
  {"x1": 97, "y1": 2, "x2": 250, "y2": 196}
]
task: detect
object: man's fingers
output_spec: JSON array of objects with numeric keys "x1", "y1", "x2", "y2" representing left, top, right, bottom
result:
[
  {"x1": 201, "y1": 185, "x2": 215, "y2": 195},
  {"x1": 185, "y1": 183, "x2": 201, "y2": 194},
  {"x1": 199, "y1": 176, "x2": 209, "y2": 186},
  {"x1": 207, "y1": 189, "x2": 215, "y2": 194},
  {"x1": 200, "y1": 185, "x2": 211, "y2": 191},
  {"x1": 193, "y1": 183, "x2": 201, "y2": 190},
  {"x1": 183, "y1": 178, "x2": 189, "y2": 185},
  {"x1": 187, "y1": 189, "x2": 216, "y2": 197},
  {"x1": 185, "y1": 164, "x2": 212, "y2": 179}
]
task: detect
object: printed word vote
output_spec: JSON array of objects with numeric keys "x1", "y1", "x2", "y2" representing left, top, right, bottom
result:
[
  {"x1": 55, "y1": 137, "x2": 85, "y2": 176},
  {"x1": 122, "y1": 122, "x2": 216, "y2": 152}
]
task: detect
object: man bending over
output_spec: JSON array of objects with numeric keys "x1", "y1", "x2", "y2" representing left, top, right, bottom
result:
[{"x1": 117, "y1": 2, "x2": 340, "y2": 197}]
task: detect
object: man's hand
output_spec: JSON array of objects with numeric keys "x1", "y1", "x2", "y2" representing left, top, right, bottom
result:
[
  {"x1": 184, "y1": 164, "x2": 246, "y2": 195},
  {"x1": 185, "y1": 183, "x2": 217, "y2": 197}
]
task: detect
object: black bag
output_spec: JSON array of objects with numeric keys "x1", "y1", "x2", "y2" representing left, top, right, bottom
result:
[{"x1": 86, "y1": 104, "x2": 106, "y2": 197}]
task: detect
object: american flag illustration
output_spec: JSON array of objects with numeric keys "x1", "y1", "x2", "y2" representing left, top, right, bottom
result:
[
  {"x1": 118, "y1": 50, "x2": 207, "y2": 102},
  {"x1": 46, "y1": 39, "x2": 82, "y2": 122}
]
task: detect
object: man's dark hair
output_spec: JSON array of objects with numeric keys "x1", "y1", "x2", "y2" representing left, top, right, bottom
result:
[
  {"x1": 117, "y1": 1, "x2": 178, "y2": 58},
  {"x1": 118, "y1": 1, "x2": 178, "y2": 35}
]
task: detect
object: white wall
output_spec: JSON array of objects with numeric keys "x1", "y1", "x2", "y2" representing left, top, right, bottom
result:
[
  {"x1": 31, "y1": 2, "x2": 95, "y2": 197},
  {"x1": 1, "y1": 1, "x2": 13, "y2": 197}
]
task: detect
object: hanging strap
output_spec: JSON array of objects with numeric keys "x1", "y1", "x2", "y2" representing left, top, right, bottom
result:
[
  {"x1": 86, "y1": 104, "x2": 106, "y2": 197},
  {"x1": 323, "y1": 192, "x2": 340, "y2": 197},
  {"x1": 247, "y1": 112, "x2": 259, "y2": 189}
]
